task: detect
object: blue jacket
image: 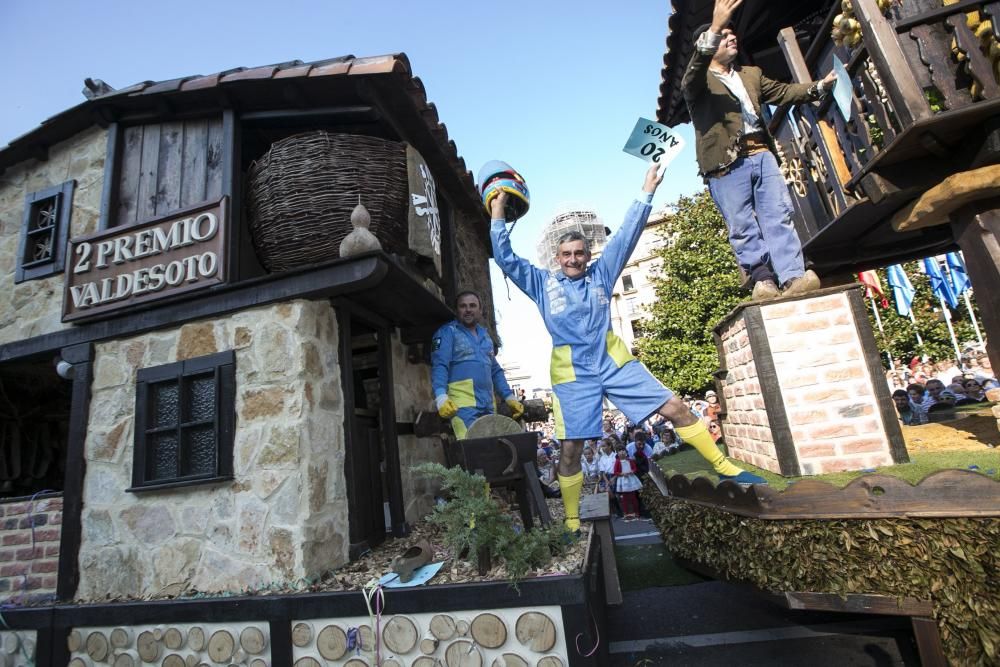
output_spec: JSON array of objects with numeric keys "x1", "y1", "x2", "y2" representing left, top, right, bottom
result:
[
  {"x1": 431, "y1": 320, "x2": 513, "y2": 415},
  {"x1": 491, "y1": 195, "x2": 653, "y2": 384}
]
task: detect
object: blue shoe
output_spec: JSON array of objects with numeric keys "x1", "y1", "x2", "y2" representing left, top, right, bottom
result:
[{"x1": 719, "y1": 471, "x2": 767, "y2": 486}]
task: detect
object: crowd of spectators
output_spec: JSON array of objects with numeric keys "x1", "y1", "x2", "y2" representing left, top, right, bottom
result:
[{"x1": 887, "y1": 351, "x2": 997, "y2": 425}]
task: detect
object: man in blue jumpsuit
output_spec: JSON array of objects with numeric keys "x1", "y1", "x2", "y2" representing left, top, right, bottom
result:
[
  {"x1": 491, "y1": 163, "x2": 765, "y2": 532},
  {"x1": 431, "y1": 291, "x2": 524, "y2": 439}
]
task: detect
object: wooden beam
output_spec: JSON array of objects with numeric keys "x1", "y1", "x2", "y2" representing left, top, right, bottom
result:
[
  {"x1": 777, "y1": 27, "x2": 812, "y2": 84},
  {"x1": 853, "y1": 0, "x2": 932, "y2": 126},
  {"x1": 950, "y1": 201, "x2": 1000, "y2": 374},
  {"x1": 782, "y1": 591, "x2": 933, "y2": 616},
  {"x1": 379, "y1": 325, "x2": 409, "y2": 538}
]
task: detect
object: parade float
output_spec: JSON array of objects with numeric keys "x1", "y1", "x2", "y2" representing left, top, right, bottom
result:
[
  {"x1": 0, "y1": 55, "x2": 610, "y2": 666},
  {"x1": 650, "y1": 0, "x2": 1000, "y2": 663}
]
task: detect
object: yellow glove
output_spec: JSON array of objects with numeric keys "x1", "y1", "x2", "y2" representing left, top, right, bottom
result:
[
  {"x1": 437, "y1": 397, "x2": 458, "y2": 419},
  {"x1": 506, "y1": 396, "x2": 525, "y2": 420}
]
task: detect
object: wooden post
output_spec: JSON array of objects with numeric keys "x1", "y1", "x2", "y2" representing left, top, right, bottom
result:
[
  {"x1": 852, "y1": 0, "x2": 932, "y2": 126},
  {"x1": 777, "y1": 28, "x2": 812, "y2": 84},
  {"x1": 950, "y1": 201, "x2": 1000, "y2": 373}
]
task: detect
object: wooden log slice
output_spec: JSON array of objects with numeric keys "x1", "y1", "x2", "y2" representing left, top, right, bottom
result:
[
  {"x1": 316, "y1": 625, "x2": 348, "y2": 660},
  {"x1": 492, "y1": 655, "x2": 529, "y2": 667},
  {"x1": 110, "y1": 628, "x2": 133, "y2": 649},
  {"x1": 429, "y1": 615, "x2": 457, "y2": 641},
  {"x1": 412, "y1": 658, "x2": 440, "y2": 667},
  {"x1": 240, "y1": 627, "x2": 267, "y2": 654},
  {"x1": 343, "y1": 659, "x2": 370, "y2": 667},
  {"x1": 536, "y1": 657, "x2": 562, "y2": 667},
  {"x1": 515, "y1": 613, "x2": 556, "y2": 653},
  {"x1": 86, "y1": 632, "x2": 110, "y2": 661},
  {"x1": 1, "y1": 633, "x2": 19, "y2": 655},
  {"x1": 185, "y1": 655, "x2": 199, "y2": 667},
  {"x1": 188, "y1": 627, "x2": 206, "y2": 652},
  {"x1": 293, "y1": 659, "x2": 321, "y2": 667},
  {"x1": 67, "y1": 630, "x2": 83, "y2": 653},
  {"x1": 249, "y1": 660, "x2": 268, "y2": 667},
  {"x1": 470, "y1": 613, "x2": 507, "y2": 649},
  {"x1": 358, "y1": 624, "x2": 375, "y2": 651},
  {"x1": 162, "y1": 654, "x2": 186, "y2": 667},
  {"x1": 68, "y1": 658, "x2": 92, "y2": 667},
  {"x1": 0, "y1": 653, "x2": 8, "y2": 667},
  {"x1": 136, "y1": 631, "x2": 160, "y2": 663},
  {"x1": 419, "y1": 637, "x2": 439, "y2": 654},
  {"x1": 382, "y1": 616, "x2": 418, "y2": 655},
  {"x1": 444, "y1": 640, "x2": 482, "y2": 667},
  {"x1": 382, "y1": 660, "x2": 402, "y2": 667},
  {"x1": 291, "y1": 622, "x2": 312, "y2": 647},
  {"x1": 456, "y1": 620, "x2": 470, "y2": 637},
  {"x1": 163, "y1": 628, "x2": 185, "y2": 650},
  {"x1": 207, "y1": 630, "x2": 236, "y2": 664},
  {"x1": 113, "y1": 652, "x2": 137, "y2": 667},
  {"x1": 21, "y1": 636, "x2": 37, "y2": 660}
]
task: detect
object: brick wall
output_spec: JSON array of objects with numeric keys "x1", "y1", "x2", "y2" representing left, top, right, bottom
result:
[
  {"x1": 0, "y1": 495, "x2": 61, "y2": 601},
  {"x1": 717, "y1": 288, "x2": 904, "y2": 476},
  {"x1": 718, "y1": 316, "x2": 780, "y2": 471}
]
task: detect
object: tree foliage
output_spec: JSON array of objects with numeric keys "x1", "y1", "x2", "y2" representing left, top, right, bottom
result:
[{"x1": 637, "y1": 189, "x2": 744, "y2": 394}]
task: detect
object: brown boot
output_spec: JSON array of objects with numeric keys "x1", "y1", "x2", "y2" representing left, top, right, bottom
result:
[
  {"x1": 783, "y1": 269, "x2": 821, "y2": 296},
  {"x1": 751, "y1": 279, "x2": 780, "y2": 301}
]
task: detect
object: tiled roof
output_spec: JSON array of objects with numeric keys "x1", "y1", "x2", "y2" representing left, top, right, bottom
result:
[{"x1": 0, "y1": 54, "x2": 484, "y2": 218}]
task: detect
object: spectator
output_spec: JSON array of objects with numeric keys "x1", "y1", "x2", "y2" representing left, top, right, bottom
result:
[
  {"x1": 905, "y1": 384, "x2": 930, "y2": 424},
  {"x1": 704, "y1": 390, "x2": 722, "y2": 422},
  {"x1": 612, "y1": 446, "x2": 643, "y2": 521},
  {"x1": 892, "y1": 389, "x2": 927, "y2": 425},
  {"x1": 924, "y1": 379, "x2": 956, "y2": 409},
  {"x1": 962, "y1": 378, "x2": 986, "y2": 402},
  {"x1": 597, "y1": 440, "x2": 623, "y2": 517},
  {"x1": 626, "y1": 431, "x2": 654, "y2": 474},
  {"x1": 581, "y1": 445, "x2": 600, "y2": 484}
]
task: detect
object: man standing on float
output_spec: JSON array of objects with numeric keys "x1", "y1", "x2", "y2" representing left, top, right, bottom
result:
[
  {"x1": 491, "y1": 163, "x2": 765, "y2": 533},
  {"x1": 684, "y1": 0, "x2": 835, "y2": 300}
]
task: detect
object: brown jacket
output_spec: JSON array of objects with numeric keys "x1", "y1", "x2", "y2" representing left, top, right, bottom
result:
[{"x1": 682, "y1": 45, "x2": 823, "y2": 177}]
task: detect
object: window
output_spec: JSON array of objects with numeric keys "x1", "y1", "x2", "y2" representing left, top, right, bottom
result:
[
  {"x1": 16, "y1": 180, "x2": 75, "y2": 283},
  {"x1": 622, "y1": 274, "x2": 635, "y2": 292},
  {"x1": 626, "y1": 297, "x2": 639, "y2": 315},
  {"x1": 130, "y1": 351, "x2": 235, "y2": 491}
]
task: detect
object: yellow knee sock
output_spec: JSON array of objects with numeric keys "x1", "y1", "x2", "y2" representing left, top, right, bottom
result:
[
  {"x1": 558, "y1": 471, "x2": 584, "y2": 531},
  {"x1": 674, "y1": 422, "x2": 743, "y2": 477}
]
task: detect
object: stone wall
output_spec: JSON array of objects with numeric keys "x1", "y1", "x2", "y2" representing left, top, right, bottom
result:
[
  {"x1": 78, "y1": 299, "x2": 348, "y2": 601},
  {"x1": 0, "y1": 126, "x2": 106, "y2": 346},
  {"x1": 717, "y1": 317, "x2": 778, "y2": 471},
  {"x1": 453, "y1": 210, "x2": 496, "y2": 333},
  {"x1": 0, "y1": 495, "x2": 61, "y2": 602},
  {"x1": 718, "y1": 288, "x2": 903, "y2": 475},
  {"x1": 390, "y1": 331, "x2": 445, "y2": 524}
]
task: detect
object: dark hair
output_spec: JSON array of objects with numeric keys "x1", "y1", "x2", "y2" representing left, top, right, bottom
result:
[
  {"x1": 455, "y1": 290, "x2": 482, "y2": 307},
  {"x1": 892, "y1": 389, "x2": 909, "y2": 398},
  {"x1": 906, "y1": 383, "x2": 926, "y2": 395},
  {"x1": 693, "y1": 21, "x2": 733, "y2": 41}
]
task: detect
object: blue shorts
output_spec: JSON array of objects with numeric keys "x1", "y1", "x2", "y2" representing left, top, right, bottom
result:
[{"x1": 551, "y1": 357, "x2": 672, "y2": 440}]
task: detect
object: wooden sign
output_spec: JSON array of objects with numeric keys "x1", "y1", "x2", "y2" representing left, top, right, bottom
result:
[
  {"x1": 63, "y1": 198, "x2": 227, "y2": 321},
  {"x1": 406, "y1": 145, "x2": 442, "y2": 276}
]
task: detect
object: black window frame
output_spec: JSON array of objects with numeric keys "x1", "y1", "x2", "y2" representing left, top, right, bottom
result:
[
  {"x1": 16, "y1": 180, "x2": 75, "y2": 283},
  {"x1": 129, "y1": 350, "x2": 235, "y2": 492},
  {"x1": 622, "y1": 274, "x2": 635, "y2": 292}
]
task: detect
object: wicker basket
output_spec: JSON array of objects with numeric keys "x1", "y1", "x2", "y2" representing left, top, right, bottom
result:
[{"x1": 246, "y1": 131, "x2": 408, "y2": 272}]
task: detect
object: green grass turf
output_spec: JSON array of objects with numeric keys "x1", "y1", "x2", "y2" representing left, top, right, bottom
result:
[
  {"x1": 614, "y1": 543, "x2": 710, "y2": 590},
  {"x1": 656, "y1": 444, "x2": 1000, "y2": 490}
]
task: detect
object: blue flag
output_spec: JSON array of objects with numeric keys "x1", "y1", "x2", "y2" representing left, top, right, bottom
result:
[
  {"x1": 946, "y1": 252, "x2": 971, "y2": 296},
  {"x1": 886, "y1": 264, "x2": 915, "y2": 317},
  {"x1": 923, "y1": 257, "x2": 958, "y2": 309}
]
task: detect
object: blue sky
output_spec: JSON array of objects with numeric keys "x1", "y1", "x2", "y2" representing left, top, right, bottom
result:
[{"x1": 0, "y1": 0, "x2": 706, "y2": 388}]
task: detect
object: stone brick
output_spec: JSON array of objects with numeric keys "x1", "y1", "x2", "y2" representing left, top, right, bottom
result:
[
  {"x1": 30, "y1": 559, "x2": 57, "y2": 574},
  {"x1": 0, "y1": 563, "x2": 28, "y2": 577},
  {"x1": 790, "y1": 409, "x2": 828, "y2": 424},
  {"x1": 0, "y1": 549, "x2": 13, "y2": 562},
  {"x1": 3, "y1": 503, "x2": 27, "y2": 517},
  {"x1": 760, "y1": 303, "x2": 798, "y2": 319},
  {"x1": 809, "y1": 423, "x2": 858, "y2": 440},
  {"x1": 824, "y1": 367, "x2": 864, "y2": 382},
  {"x1": 832, "y1": 312, "x2": 852, "y2": 326},
  {"x1": 985, "y1": 387, "x2": 1000, "y2": 402},
  {"x1": 837, "y1": 403, "x2": 874, "y2": 419},
  {"x1": 18, "y1": 514, "x2": 46, "y2": 529},
  {"x1": 815, "y1": 456, "x2": 868, "y2": 473},
  {"x1": 827, "y1": 329, "x2": 856, "y2": 345},
  {"x1": 1, "y1": 533, "x2": 28, "y2": 546},
  {"x1": 15, "y1": 546, "x2": 42, "y2": 560},
  {"x1": 798, "y1": 444, "x2": 837, "y2": 458},
  {"x1": 803, "y1": 388, "x2": 850, "y2": 403},
  {"x1": 784, "y1": 316, "x2": 832, "y2": 334},
  {"x1": 991, "y1": 404, "x2": 1000, "y2": 419},
  {"x1": 177, "y1": 321, "x2": 219, "y2": 360},
  {"x1": 240, "y1": 387, "x2": 288, "y2": 421},
  {"x1": 32, "y1": 528, "x2": 60, "y2": 543},
  {"x1": 785, "y1": 372, "x2": 821, "y2": 388},
  {"x1": 802, "y1": 295, "x2": 844, "y2": 313},
  {"x1": 841, "y1": 438, "x2": 888, "y2": 454}
]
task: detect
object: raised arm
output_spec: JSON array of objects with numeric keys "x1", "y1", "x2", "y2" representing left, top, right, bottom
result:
[
  {"x1": 489, "y1": 192, "x2": 546, "y2": 301},
  {"x1": 594, "y1": 163, "x2": 663, "y2": 285},
  {"x1": 683, "y1": 0, "x2": 744, "y2": 102}
]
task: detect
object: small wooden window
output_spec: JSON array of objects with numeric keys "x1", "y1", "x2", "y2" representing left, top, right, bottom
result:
[
  {"x1": 622, "y1": 274, "x2": 635, "y2": 292},
  {"x1": 16, "y1": 180, "x2": 74, "y2": 283},
  {"x1": 130, "y1": 350, "x2": 235, "y2": 491}
]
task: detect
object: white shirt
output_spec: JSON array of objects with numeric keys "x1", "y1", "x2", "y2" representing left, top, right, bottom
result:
[
  {"x1": 598, "y1": 452, "x2": 617, "y2": 475},
  {"x1": 696, "y1": 30, "x2": 763, "y2": 135}
]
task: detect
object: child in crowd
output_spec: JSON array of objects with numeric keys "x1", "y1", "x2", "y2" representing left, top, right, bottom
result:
[{"x1": 612, "y1": 446, "x2": 643, "y2": 521}]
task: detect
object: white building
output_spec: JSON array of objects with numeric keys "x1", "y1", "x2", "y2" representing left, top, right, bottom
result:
[{"x1": 609, "y1": 209, "x2": 671, "y2": 353}]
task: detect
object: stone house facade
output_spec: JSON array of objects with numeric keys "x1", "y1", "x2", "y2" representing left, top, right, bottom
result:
[{"x1": 0, "y1": 53, "x2": 494, "y2": 604}]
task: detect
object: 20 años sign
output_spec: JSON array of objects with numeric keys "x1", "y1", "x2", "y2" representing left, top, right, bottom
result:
[{"x1": 62, "y1": 198, "x2": 227, "y2": 321}]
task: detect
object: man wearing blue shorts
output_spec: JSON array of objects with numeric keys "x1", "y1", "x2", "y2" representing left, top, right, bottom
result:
[{"x1": 491, "y1": 163, "x2": 765, "y2": 532}]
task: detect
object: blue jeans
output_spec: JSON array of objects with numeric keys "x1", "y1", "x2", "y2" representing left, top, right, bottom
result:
[{"x1": 707, "y1": 151, "x2": 805, "y2": 286}]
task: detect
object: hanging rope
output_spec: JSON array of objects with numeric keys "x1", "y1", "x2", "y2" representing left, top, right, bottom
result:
[{"x1": 362, "y1": 579, "x2": 385, "y2": 665}]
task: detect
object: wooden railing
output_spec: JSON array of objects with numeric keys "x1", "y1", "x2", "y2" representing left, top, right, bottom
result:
[{"x1": 771, "y1": 0, "x2": 1000, "y2": 236}]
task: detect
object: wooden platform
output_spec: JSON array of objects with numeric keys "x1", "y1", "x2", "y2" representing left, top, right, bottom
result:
[{"x1": 650, "y1": 466, "x2": 1000, "y2": 520}]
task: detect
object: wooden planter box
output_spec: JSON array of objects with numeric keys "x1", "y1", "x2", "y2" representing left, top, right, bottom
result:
[{"x1": 0, "y1": 532, "x2": 609, "y2": 667}]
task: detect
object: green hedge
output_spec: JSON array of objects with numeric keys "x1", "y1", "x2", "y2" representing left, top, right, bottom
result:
[{"x1": 644, "y1": 489, "x2": 1000, "y2": 665}]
